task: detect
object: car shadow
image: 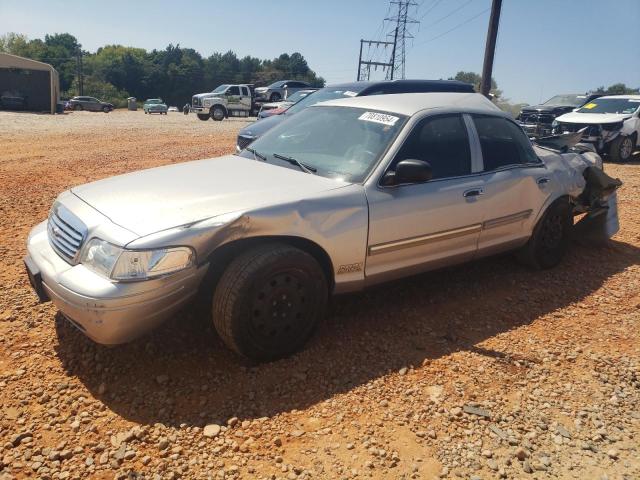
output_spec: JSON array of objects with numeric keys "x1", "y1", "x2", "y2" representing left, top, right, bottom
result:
[{"x1": 54, "y1": 239, "x2": 640, "y2": 427}]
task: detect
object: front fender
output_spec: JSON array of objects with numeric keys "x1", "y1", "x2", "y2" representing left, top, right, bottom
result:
[{"x1": 127, "y1": 184, "x2": 370, "y2": 293}]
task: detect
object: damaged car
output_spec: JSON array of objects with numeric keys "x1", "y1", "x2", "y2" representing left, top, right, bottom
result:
[
  {"x1": 552, "y1": 95, "x2": 640, "y2": 162},
  {"x1": 517, "y1": 93, "x2": 602, "y2": 137},
  {"x1": 24, "y1": 92, "x2": 621, "y2": 361}
]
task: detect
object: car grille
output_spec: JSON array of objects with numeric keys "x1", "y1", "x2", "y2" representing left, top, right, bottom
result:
[
  {"x1": 519, "y1": 112, "x2": 555, "y2": 125},
  {"x1": 47, "y1": 204, "x2": 87, "y2": 263},
  {"x1": 192, "y1": 96, "x2": 200, "y2": 107},
  {"x1": 237, "y1": 135, "x2": 255, "y2": 150},
  {"x1": 558, "y1": 123, "x2": 600, "y2": 136}
]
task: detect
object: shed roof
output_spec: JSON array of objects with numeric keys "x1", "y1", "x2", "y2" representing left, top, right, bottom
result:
[{"x1": 0, "y1": 52, "x2": 58, "y2": 73}]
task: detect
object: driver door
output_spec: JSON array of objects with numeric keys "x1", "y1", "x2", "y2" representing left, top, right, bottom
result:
[{"x1": 364, "y1": 114, "x2": 486, "y2": 284}]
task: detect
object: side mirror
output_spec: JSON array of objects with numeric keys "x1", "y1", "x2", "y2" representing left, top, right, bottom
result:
[{"x1": 382, "y1": 159, "x2": 432, "y2": 186}]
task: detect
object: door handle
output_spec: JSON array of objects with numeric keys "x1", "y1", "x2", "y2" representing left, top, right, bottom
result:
[
  {"x1": 537, "y1": 177, "x2": 550, "y2": 186},
  {"x1": 463, "y1": 188, "x2": 484, "y2": 198}
]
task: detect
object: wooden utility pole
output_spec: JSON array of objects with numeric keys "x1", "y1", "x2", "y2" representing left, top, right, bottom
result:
[{"x1": 480, "y1": 0, "x2": 502, "y2": 97}]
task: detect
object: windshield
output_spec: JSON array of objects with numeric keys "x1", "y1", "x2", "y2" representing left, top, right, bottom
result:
[
  {"x1": 285, "y1": 86, "x2": 367, "y2": 115},
  {"x1": 145, "y1": 99, "x2": 163, "y2": 104},
  {"x1": 286, "y1": 90, "x2": 315, "y2": 103},
  {"x1": 576, "y1": 98, "x2": 640, "y2": 114},
  {"x1": 211, "y1": 85, "x2": 229, "y2": 94},
  {"x1": 543, "y1": 94, "x2": 588, "y2": 107},
  {"x1": 238, "y1": 106, "x2": 407, "y2": 183}
]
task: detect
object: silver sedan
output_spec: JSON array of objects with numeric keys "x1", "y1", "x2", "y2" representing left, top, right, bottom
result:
[{"x1": 24, "y1": 92, "x2": 621, "y2": 360}]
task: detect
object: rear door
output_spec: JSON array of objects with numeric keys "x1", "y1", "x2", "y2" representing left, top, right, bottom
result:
[{"x1": 469, "y1": 115, "x2": 552, "y2": 255}]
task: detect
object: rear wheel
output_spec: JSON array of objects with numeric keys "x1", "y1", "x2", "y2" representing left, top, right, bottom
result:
[
  {"x1": 518, "y1": 198, "x2": 573, "y2": 270},
  {"x1": 197, "y1": 114, "x2": 209, "y2": 121},
  {"x1": 609, "y1": 135, "x2": 635, "y2": 162},
  {"x1": 212, "y1": 244, "x2": 328, "y2": 361}
]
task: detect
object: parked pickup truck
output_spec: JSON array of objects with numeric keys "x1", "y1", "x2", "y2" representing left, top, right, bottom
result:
[{"x1": 191, "y1": 84, "x2": 254, "y2": 121}]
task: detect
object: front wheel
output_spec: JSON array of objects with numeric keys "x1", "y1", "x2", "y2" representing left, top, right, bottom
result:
[
  {"x1": 103, "y1": 106, "x2": 110, "y2": 113},
  {"x1": 212, "y1": 244, "x2": 328, "y2": 361},
  {"x1": 197, "y1": 114, "x2": 209, "y2": 121},
  {"x1": 609, "y1": 135, "x2": 635, "y2": 162},
  {"x1": 74, "y1": 104, "x2": 82, "y2": 111},
  {"x1": 211, "y1": 105, "x2": 225, "y2": 121},
  {"x1": 269, "y1": 92, "x2": 281, "y2": 102},
  {"x1": 518, "y1": 198, "x2": 573, "y2": 270}
]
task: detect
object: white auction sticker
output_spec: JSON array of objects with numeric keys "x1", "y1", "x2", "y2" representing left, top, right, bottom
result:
[
  {"x1": 358, "y1": 111, "x2": 399, "y2": 126},
  {"x1": 343, "y1": 90, "x2": 358, "y2": 97}
]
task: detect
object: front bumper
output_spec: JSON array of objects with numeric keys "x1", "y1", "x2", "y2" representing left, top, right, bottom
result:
[
  {"x1": 25, "y1": 221, "x2": 209, "y2": 345},
  {"x1": 191, "y1": 106, "x2": 208, "y2": 114},
  {"x1": 520, "y1": 122, "x2": 553, "y2": 138}
]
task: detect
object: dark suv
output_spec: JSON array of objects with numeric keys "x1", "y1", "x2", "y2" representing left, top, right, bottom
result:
[
  {"x1": 236, "y1": 79, "x2": 475, "y2": 151},
  {"x1": 68, "y1": 96, "x2": 114, "y2": 113},
  {"x1": 516, "y1": 93, "x2": 603, "y2": 137}
]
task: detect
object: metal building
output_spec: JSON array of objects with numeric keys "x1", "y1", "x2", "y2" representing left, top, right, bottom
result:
[{"x1": 0, "y1": 52, "x2": 60, "y2": 114}]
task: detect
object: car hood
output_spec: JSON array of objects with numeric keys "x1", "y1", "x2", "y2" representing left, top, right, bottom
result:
[
  {"x1": 238, "y1": 114, "x2": 287, "y2": 138},
  {"x1": 521, "y1": 104, "x2": 572, "y2": 113},
  {"x1": 71, "y1": 155, "x2": 350, "y2": 237},
  {"x1": 254, "y1": 87, "x2": 269, "y2": 93},
  {"x1": 555, "y1": 112, "x2": 631, "y2": 125}
]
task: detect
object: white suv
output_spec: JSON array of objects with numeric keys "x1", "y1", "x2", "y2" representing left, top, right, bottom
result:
[{"x1": 553, "y1": 95, "x2": 640, "y2": 162}]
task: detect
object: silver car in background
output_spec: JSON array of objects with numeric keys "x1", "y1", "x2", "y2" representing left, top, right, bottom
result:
[
  {"x1": 254, "y1": 79, "x2": 312, "y2": 103},
  {"x1": 24, "y1": 92, "x2": 621, "y2": 361}
]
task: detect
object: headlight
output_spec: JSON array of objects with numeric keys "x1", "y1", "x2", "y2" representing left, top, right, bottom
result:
[
  {"x1": 551, "y1": 119, "x2": 558, "y2": 128},
  {"x1": 81, "y1": 238, "x2": 194, "y2": 281}
]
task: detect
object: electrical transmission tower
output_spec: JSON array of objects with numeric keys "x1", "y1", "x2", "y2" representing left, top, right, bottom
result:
[
  {"x1": 356, "y1": 0, "x2": 419, "y2": 81},
  {"x1": 385, "y1": 0, "x2": 419, "y2": 80}
]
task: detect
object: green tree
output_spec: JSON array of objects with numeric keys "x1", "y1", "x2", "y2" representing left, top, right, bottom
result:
[
  {"x1": 593, "y1": 83, "x2": 640, "y2": 95},
  {"x1": 450, "y1": 71, "x2": 502, "y2": 99}
]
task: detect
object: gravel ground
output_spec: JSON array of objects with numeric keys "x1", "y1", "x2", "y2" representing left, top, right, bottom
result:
[{"x1": 0, "y1": 110, "x2": 638, "y2": 480}]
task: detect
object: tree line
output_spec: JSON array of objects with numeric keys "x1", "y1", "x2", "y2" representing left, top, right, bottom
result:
[{"x1": 0, "y1": 33, "x2": 326, "y2": 107}]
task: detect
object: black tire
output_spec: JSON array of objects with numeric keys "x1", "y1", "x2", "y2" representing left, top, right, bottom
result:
[
  {"x1": 74, "y1": 104, "x2": 82, "y2": 111},
  {"x1": 211, "y1": 105, "x2": 225, "y2": 121},
  {"x1": 102, "y1": 106, "x2": 110, "y2": 113},
  {"x1": 518, "y1": 198, "x2": 573, "y2": 270},
  {"x1": 212, "y1": 243, "x2": 328, "y2": 361},
  {"x1": 269, "y1": 92, "x2": 281, "y2": 102},
  {"x1": 609, "y1": 135, "x2": 635, "y2": 163},
  {"x1": 197, "y1": 114, "x2": 209, "y2": 121}
]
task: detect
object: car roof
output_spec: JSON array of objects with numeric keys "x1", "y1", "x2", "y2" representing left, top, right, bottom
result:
[
  {"x1": 322, "y1": 79, "x2": 475, "y2": 95},
  {"x1": 597, "y1": 94, "x2": 640, "y2": 100},
  {"x1": 317, "y1": 92, "x2": 501, "y2": 116}
]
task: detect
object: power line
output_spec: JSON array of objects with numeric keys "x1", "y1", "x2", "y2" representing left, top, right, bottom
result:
[
  {"x1": 424, "y1": 0, "x2": 475, "y2": 27},
  {"x1": 418, "y1": 0, "x2": 445, "y2": 21},
  {"x1": 413, "y1": 7, "x2": 490, "y2": 46}
]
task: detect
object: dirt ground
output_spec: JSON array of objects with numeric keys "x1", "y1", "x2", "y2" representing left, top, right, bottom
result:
[{"x1": 0, "y1": 110, "x2": 638, "y2": 480}]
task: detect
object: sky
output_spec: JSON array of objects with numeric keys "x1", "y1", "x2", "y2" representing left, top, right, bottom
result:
[{"x1": 1, "y1": 0, "x2": 639, "y2": 105}]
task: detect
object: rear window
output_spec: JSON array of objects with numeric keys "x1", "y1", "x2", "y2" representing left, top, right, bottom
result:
[{"x1": 472, "y1": 116, "x2": 539, "y2": 170}]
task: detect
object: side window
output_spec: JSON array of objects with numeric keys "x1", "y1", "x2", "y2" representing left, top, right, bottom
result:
[
  {"x1": 227, "y1": 86, "x2": 240, "y2": 95},
  {"x1": 241, "y1": 87, "x2": 249, "y2": 96},
  {"x1": 393, "y1": 114, "x2": 471, "y2": 180},
  {"x1": 472, "y1": 115, "x2": 539, "y2": 170}
]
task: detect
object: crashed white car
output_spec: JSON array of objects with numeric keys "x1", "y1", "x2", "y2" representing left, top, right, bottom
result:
[
  {"x1": 553, "y1": 95, "x2": 640, "y2": 162},
  {"x1": 25, "y1": 92, "x2": 621, "y2": 360}
]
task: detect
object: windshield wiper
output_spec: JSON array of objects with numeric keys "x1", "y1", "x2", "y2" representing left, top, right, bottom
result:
[
  {"x1": 246, "y1": 147, "x2": 267, "y2": 162},
  {"x1": 273, "y1": 153, "x2": 317, "y2": 174}
]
